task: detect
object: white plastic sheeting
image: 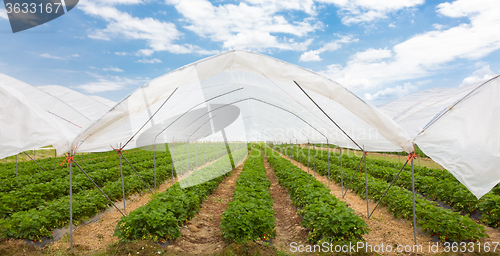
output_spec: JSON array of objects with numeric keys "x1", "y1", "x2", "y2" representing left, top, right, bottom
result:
[
  {"x1": 414, "y1": 76, "x2": 500, "y2": 199},
  {"x1": 0, "y1": 84, "x2": 73, "y2": 158},
  {"x1": 68, "y1": 50, "x2": 414, "y2": 154},
  {"x1": 89, "y1": 95, "x2": 117, "y2": 108},
  {"x1": 380, "y1": 82, "x2": 483, "y2": 140},
  {"x1": 0, "y1": 73, "x2": 115, "y2": 157},
  {"x1": 0, "y1": 73, "x2": 91, "y2": 134},
  {"x1": 38, "y1": 85, "x2": 115, "y2": 122}
]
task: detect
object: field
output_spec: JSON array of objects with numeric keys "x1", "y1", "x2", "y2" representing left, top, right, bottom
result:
[{"x1": 0, "y1": 143, "x2": 499, "y2": 255}]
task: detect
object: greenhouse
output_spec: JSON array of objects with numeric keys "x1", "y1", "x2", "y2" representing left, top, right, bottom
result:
[{"x1": 1, "y1": 50, "x2": 499, "y2": 255}]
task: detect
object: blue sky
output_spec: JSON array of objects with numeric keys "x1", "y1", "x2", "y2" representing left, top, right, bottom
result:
[{"x1": 1, "y1": 0, "x2": 499, "y2": 106}]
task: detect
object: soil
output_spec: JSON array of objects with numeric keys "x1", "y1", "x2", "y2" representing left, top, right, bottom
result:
[
  {"x1": 307, "y1": 145, "x2": 443, "y2": 170},
  {"x1": 46, "y1": 178, "x2": 177, "y2": 255},
  {"x1": 276, "y1": 148, "x2": 500, "y2": 254},
  {"x1": 262, "y1": 154, "x2": 310, "y2": 252},
  {"x1": 274, "y1": 149, "x2": 434, "y2": 252},
  {"x1": 166, "y1": 161, "x2": 245, "y2": 255}
]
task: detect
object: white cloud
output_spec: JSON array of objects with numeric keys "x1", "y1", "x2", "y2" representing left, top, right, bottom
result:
[
  {"x1": 388, "y1": 22, "x2": 396, "y2": 28},
  {"x1": 39, "y1": 53, "x2": 80, "y2": 60},
  {"x1": 167, "y1": 0, "x2": 321, "y2": 51},
  {"x1": 137, "y1": 49, "x2": 155, "y2": 56},
  {"x1": 364, "y1": 82, "x2": 417, "y2": 103},
  {"x1": 459, "y1": 64, "x2": 497, "y2": 87},
  {"x1": 321, "y1": 0, "x2": 500, "y2": 91},
  {"x1": 317, "y1": 0, "x2": 424, "y2": 25},
  {"x1": 115, "y1": 52, "x2": 128, "y2": 56},
  {"x1": 351, "y1": 48, "x2": 392, "y2": 62},
  {"x1": 102, "y1": 66, "x2": 124, "y2": 72},
  {"x1": 74, "y1": 72, "x2": 148, "y2": 93},
  {"x1": 136, "y1": 58, "x2": 162, "y2": 64},
  {"x1": 0, "y1": 8, "x2": 7, "y2": 20},
  {"x1": 433, "y1": 23, "x2": 444, "y2": 30},
  {"x1": 79, "y1": 0, "x2": 215, "y2": 55},
  {"x1": 40, "y1": 53, "x2": 66, "y2": 60},
  {"x1": 300, "y1": 35, "x2": 357, "y2": 61}
]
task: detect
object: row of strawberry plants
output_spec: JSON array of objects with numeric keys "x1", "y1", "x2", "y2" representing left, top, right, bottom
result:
[
  {"x1": 114, "y1": 146, "x2": 249, "y2": 242},
  {"x1": 0, "y1": 150, "x2": 133, "y2": 179},
  {"x1": 306, "y1": 144, "x2": 454, "y2": 181},
  {"x1": 0, "y1": 150, "x2": 175, "y2": 217},
  {"x1": 0, "y1": 148, "x2": 172, "y2": 191},
  {"x1": 264, "y1": 147, "x2": 368, "y2": 244},
  {"x1": 298, "y1": 146, "x2": 500, "y2": 228},
  {"x1": 0, "y1": 161, "x2": 174, "y2": 241},
  {"x1": 0, "y1": 142, "x2": 191, "y2": 179},
  {"x1": 281, "y1": 146, "x2": 488, "y2": 243},
  {"x1": 220, "y1": 146, "x2": 275, "y2": 244},
  {"x1": 0, "y1": 143, "x2": 223, "y2": 217},
  {"x1": 302, "y1": 146, "x2": 479, "y2": 214}
]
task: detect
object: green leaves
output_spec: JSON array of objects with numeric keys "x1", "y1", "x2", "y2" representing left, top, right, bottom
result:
[
  {"x1": 265, "y1": 147, "x2": 368, "y2": 244},
  {"x1": 220, "y1": 146, "x2": 276, "y2": 244},
  {"x1": 114, "y1": 147, "x2": 249, "y2": 242},
  {"x1": 284, "y1": 145, "x2": 488, "y2": 243}
]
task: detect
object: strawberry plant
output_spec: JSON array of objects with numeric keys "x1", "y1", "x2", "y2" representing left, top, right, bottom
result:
[
  {"x1": 280, "y1": 145, "x2": 488, "y2": 243},
  {"x1": 114, "y1": 147, "x2": 248, "y2": 242},
  {"x1": 220, "y1": 146, "x2": 276, "y2": 244},
  {"x1": 264, "y1": 147, "x2": 368, "y2": 244}
]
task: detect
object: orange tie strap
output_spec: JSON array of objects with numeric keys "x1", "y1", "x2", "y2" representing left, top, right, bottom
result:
[
  {"x1": 407, "y1": 152, "x2": 419, "y2": 161},
  {"x1": 60, "y1": 155, "x2": 74, "y2": 167},
  {"x1": 111, "y1": 145, "x2": 123, "y2": 156}
]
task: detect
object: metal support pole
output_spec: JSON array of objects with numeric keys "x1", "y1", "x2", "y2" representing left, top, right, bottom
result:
[
  {"x1": 69, "y1": 152, "x2": 73, "y2": 254},
  {"x1": 313, "y1": 144, "x2": 316, "y2": 178},
  {"x1": 221, "y1": 129, "x2": 235, "y2": 169},
  {"x1": 412, "y1": 157, "x2": 417, "y2": 245},
  {"x1": 16, "y1": 155, "x2": 18, "y2": 177},
  {"x1": 187, "y1": 141, "x2": 190, "y2": 176},
  {"x1": 153, "y1": 144, "x2": 157, "y2": 194},
  {"x1": 23, "y1": 151, "x2": 47, "y2": 172},
  {"x1": 119, "y1": 146, "x2": 126, "y2": 215},
  {"x1": 340, "y1": 147, "x2": 343, "y2": 197},
  {"x1": 73, "y1": 161, "x2": 125, "y2": 216},
  {"x1": 369, "y1": 159, "x2": 409, "y2": 218},
  {"x1": 343, "y1": 154, "x2": 364, "y2": 198},
  {"x1": 418, "y1": 147, "x2": 420, "y2": 166},
  {"x1": 54, "y1": 150, "x2": 57, "y2": 170},
  {"x1": 365, "y1": 151, "x2": 369, "y2": 217},
  {"x1": 296, "y1": 141, "x2": 299, "y2": 166},
  {"x1": 196, "y1": 142, "x2": 198, "y2": 169},
  {"x1": 121, "y1": 154, "x2": 153, "y2": 194},
  {"x1": 172, "y1": 138, "x2": 175, "y2": 186},
  {"x1": 307, "y1": 144, "x2": 310, "y2": 173},
  {"x1": 327, "y1": 143, "x2": 330, "y2": 188}
]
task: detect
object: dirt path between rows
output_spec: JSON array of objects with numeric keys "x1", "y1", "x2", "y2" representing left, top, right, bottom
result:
[
  {"x1": 262, "y1": 154, "x2": 309, "y2": 252},
  {"x1": 167, "y1": 161, "x2": 246, "y2": 255},
  {"x1": 303, "y1": 145, "x2": 443, "y2": 170},
  {"x1": 47, "y1": 177, "x2": 178, "y2": 255},
  {"x1": 295, "y1": 147, "x2": 500, "y2": 247},
  {"x1": 270, "y1": 148, "x2": 435, "y2": 252}
]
